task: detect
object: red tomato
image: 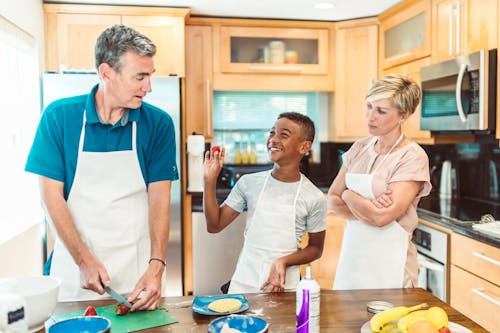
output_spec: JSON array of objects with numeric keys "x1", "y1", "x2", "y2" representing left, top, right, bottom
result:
[
  {"x1": 439, "y1": 328, "x2": 452, "y2": 333},
  {"x1": 83, "y1": 305, "x2": 97, "y2": 316},
  {"x1": 211, "y1": 146, "x2": 221, "y2": 154}
]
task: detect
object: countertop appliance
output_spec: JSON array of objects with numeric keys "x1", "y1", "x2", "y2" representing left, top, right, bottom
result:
[
  {"x1": 420, "y1": 49, "x2": 497, "y2": 132},
  {"x1": 413, "y1": 223, "x2": 448, "y2": 302},
  {"x1": 41, "y1": 73, "x2": 183, "y2": 296}
]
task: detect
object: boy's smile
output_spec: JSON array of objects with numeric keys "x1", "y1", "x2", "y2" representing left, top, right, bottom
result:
[{"x1": 267, "y1": 118, "x2": 305, "y2": 163}]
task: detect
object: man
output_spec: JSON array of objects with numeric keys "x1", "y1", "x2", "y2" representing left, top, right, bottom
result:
[{"x1": 25, "y1": 25, "x2": 178, "y2": 310}]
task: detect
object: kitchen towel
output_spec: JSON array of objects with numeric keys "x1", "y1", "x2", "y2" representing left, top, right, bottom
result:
[
  {"x1": 472, "y1": 221, "x2": 500, "y2": 239},
  {"x1": 48, "y1": 305, "x2": 178, "y2": 333}
]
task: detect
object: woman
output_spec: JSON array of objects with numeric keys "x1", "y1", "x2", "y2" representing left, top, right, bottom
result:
[{"x1": 328, "y1": 74, "x2": 431, "y2": 290}]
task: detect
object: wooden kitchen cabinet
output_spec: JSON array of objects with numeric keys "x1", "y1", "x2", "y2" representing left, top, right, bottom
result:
[
  {"x1": 379, "y1": 0, "x2": 431, "y2": 69},
  {"x1": 450, "y1": 232, "x2": 500, "y2": 332},
  {"x1": 302, "y1": 213, "x2": 347, "y2": 289},
  {"x1": 185, "y1": 25, "x2": 213, "y2": 140},
  {"x1": 188, "y1": 17, "x2": 335, "y2": 91},
  {"x1": 44, "y1": 4, "x2": 190, "y2": 76},
  {"x1": 382, "y1": 57, "x2": 434, "y2": 144},
  {"x1": 431, "y1": 0, "x2": 497, "y2": 63},
  {"x1": 331, "y1": 19, "x2": 378, "y2": 142}
]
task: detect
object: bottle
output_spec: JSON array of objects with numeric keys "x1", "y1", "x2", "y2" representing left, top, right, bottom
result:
[
  {"x1": 240, "y1": 142, "x2": 249, "y2": 164},
  {"x1": 233, "y1": 142, "x2": 242, "y2": 164},
  {"x1": 249, "y1": 142, "x2": 257, "y2": 164},
  {"x1": 296, "y1": 266, "x2": 320, "y2": 333}
]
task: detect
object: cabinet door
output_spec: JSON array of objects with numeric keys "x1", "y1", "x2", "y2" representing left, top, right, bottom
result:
[
  {"x1": 122, "y1": 15, "x2": 185, "y2": 77},
  {"x1": 332, "y1": 23, "x2": 378, "y2": 142},
  {"x1": 467, "y1": 0, "x2": 497, "y2": 53},
  {"x1": 382, "y1": 57, "x2": 434, "y2": 143},
  {"x1": 432, "y1": 0, "x2": 468, "y2": 62},
  {"x1": 185, "y1": 26, "x2": 213, "y2": 140},
  {"x1": 218, "y1": 26, "x2": 329, "y2": 75},
  {"x1": 45, "y1": 13, "x2": 121, "y2": 72},
  {"x1": 379, "y1": 0, "x2": 431, "y2": 69},
  {"x1": 305, "y1": 215, "x2": 346, "y2": 289}
]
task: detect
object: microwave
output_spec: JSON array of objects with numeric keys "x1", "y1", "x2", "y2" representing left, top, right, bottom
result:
[{"x1": 420, "y1": 49, "x2": 497, "y2": 132}]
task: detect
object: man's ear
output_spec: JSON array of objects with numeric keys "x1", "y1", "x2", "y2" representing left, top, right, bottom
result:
[
  {"x1": 300, "y1": 141, "x2": 312, "y2": 155},
  {"x1": 98, "y1": 63, "x2": 113, "y2": 82}
]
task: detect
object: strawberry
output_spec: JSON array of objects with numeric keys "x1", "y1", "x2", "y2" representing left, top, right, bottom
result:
[
  {"x1": 439, "y1": 328, "x2": 452, "y2": 333},
  {"x1": 114, "y1": 301, "x2": 133, "y2": 316},
  {"x1": 83, "y1": 305, "x2": 97, "y2": 316},
  {"x1": 211, "y1": 146, "x2": 221, "y2": 154}
]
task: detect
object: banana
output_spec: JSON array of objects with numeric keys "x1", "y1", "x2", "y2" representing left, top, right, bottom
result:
[
  {"x1": 397, "y1": 310, "x2": 428, "y2": 333},
  {"x1": 370, "y1": 303, "x2": 428, "y2": 332}
]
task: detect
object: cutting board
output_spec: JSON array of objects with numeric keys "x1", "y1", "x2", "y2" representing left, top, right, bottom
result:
[{"x1": 51, "y1": 305, "x2": 178, "y2": 333}]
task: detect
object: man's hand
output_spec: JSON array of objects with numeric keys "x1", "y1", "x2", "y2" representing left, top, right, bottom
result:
[
  {"x1": 79, "y1": 254, "x2": 110, "y2": 295},
  {"x1": 127, "y1": 261, "x2": 164, "y2": 311},
  {"x1": 260, "y1": 259, "x2": 286, "y2": 293}
]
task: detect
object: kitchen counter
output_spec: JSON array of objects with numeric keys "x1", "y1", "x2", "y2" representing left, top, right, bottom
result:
[
  {"x1": 44, "y1": 289, "x2": 487, "y2": 332},
  {"x1": 417, "y1": 195, "x2": 500, "y2": 248}
]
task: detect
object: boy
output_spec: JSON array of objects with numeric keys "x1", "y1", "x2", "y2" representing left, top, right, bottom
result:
[{"x1": 203, "y1": 112, "x2": 326, "y2": 293}]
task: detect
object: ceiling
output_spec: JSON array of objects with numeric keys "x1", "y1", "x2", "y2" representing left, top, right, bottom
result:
[{"x1": 45, "y1": 0, "x2": 403, "y2": 21}]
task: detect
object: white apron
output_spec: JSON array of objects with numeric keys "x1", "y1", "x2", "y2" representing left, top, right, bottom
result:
[
  {"x1": 50, "y1": 113, "x2": 154, "y2": 301},
  {"x1": 228, "y1": 172, "x2": 303, "y2": 293},
  {"x1": 333, "y1": 134, "x2": 410, "y2": 290}
]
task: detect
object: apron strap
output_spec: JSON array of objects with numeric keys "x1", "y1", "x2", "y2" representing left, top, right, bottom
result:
[{"x1": 366, "y1": 133, "x2": 404, "y2": 174}]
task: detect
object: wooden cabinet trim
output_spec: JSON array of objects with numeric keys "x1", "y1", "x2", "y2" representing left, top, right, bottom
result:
[{"x1": 44, "y1": 3, "x2": 190, "y2": 18}]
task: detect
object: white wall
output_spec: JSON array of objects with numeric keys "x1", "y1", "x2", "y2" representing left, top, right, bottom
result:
[{"x1": 0, "y1": 0, "x2": 45, "y2": 277}]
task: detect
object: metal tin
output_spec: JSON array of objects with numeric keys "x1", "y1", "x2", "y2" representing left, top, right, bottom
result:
[{"x1": 366, "y1": 300, "x2": 394, "y2": 314}]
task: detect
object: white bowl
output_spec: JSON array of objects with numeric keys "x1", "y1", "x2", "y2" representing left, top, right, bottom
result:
[{"x1": 0, "y1": 276, "x2": 61, "y2": 332}]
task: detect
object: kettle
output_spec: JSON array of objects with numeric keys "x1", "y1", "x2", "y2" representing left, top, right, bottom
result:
[{"x1": 439, "y1": 160, "x2": 458, "y2": 198}]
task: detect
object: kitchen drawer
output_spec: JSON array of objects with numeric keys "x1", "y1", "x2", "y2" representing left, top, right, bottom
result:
[
  {"x1": 451, "y1": 232, "x2": 500, "y2": 285},
  {"x1": 450, "y1": 265, "x2": 500, "y2": 333}
]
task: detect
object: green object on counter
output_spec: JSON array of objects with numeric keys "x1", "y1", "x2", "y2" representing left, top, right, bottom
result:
[{"x1": 51, "y1": 305, "x2": 178, "y2": 333}]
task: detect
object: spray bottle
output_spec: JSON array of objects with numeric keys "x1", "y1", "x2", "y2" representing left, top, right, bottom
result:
[{"x1": 296, "y1": 266, "x2": 320, "y2": 333}]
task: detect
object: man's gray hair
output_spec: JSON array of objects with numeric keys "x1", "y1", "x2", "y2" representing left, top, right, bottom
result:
[{"x1": 95, "y1": 25, "x2": 156, "y2": 72}]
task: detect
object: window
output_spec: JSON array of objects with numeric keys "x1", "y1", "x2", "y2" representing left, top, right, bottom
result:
[
  {"x1": 0, "y1": 16, "x2": 43, "y2": 244},
  {"x1": 213, "y1": 91, "x2": 324, "y2": 164}
]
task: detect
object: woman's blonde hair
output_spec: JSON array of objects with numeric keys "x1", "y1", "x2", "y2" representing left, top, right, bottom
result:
[{"x1": 366, "y1": 74, "x2": 421, "y2": 115}]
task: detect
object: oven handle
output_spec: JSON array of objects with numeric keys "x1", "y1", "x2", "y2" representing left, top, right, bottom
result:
[
  {"x1": 472, "y1": 288, "x2": 500, "y2": 306},
  {"x1": 472, "y1": 251, "x2": 500, "y2": 267},
  {"x1": 418, "y1": 257, "x2": 444, "y2": 272},
  {"x1": 455, "y1": 63, "x2": 468, "y2": 122}
]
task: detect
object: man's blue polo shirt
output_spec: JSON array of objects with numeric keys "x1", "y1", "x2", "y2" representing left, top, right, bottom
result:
[{"x1": 25, "y1": 84, "x2": 179, "y2": 199}]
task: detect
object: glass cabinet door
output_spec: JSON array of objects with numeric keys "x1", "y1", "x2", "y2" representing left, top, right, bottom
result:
[{"x1": 219, "y1": 26, "x2": 329, "y2": 75}]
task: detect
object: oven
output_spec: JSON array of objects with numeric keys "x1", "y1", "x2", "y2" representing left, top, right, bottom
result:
[{"x1": 413, "y1": 223, "x2": 448, "y2": 302}]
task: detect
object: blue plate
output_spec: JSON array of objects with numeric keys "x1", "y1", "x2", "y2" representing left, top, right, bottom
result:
[
  {"x1": 208, "y1": 315, "x2": 269, "y2": 333},
  {"x1": 48, "y1": 316, "x2": 111, "y2": 333},
  {"x1": 192, "y1": 295, "x2": 249, "y2": 315}
]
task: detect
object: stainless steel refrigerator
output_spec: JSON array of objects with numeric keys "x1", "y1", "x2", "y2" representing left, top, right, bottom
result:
[{"x1": 42, "y1": 73, "x2": 183, "y2": 296}]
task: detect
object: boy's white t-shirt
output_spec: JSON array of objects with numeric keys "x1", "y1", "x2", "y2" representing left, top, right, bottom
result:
[{"x1": 223, "y1": 171, "x2": 327, "y2": 246}]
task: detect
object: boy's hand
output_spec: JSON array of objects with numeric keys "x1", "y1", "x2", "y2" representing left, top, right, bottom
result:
[
  {"x1": 260, "y1": 259, "x2": 286, "y2": 293},
  {"x1": 204, "y1": 146, "x2": 225, "y2": 181},
  {"x1": 371, "y1": 189, "x2": 392, "y2": 209}
]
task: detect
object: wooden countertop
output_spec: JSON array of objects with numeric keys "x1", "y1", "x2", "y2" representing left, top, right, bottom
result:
[{"x1": 45, "y1": 288, "x2": 487, "y2": 332}]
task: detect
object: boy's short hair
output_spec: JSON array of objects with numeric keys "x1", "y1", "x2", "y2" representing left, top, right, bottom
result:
[{"x1": 277, "y1": 112, "x2": 315, "y2": 142}]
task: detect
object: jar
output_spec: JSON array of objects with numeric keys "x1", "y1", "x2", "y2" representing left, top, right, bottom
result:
[
  {"x1": 269, "y1": 40, "x2": 285, "y2": 64},
  {"x1": 285, "y1": 50, "x2": 298, "y2": 64}
]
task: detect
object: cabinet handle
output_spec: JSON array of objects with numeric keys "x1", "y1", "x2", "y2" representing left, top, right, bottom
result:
[
  {"x1": 472, "y1": 251, "x2": 500, "y2": 266},
  {"x1": 455, "y1": 0, "x2": 461, "y2": 55},
  {"x1": 385, "y1": 52, "x2": 416, "y2": 63},
  {"x1": 205, "y1": 79, "x2": 212, "y2": 137},
  {"x1": 247, "y1": 65, "x2": 303, "y2": 72},
  {"x1": 471, "y1": 288, "x2": 500, "y2": 306},
  {"x1": 448, "y1": 6, "x2": 453, "y2": 56}
]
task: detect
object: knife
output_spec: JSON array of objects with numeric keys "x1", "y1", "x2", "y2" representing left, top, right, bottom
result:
[{"x1": 104, "y1": 285, "x2": 133, "y2": 309}]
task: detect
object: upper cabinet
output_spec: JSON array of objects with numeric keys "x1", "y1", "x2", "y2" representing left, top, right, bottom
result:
[
  {"x1": 331, "y1": 19, "x2": 378, "y2": 142},
  {"x1": 187, "y1": 18, "x2": 335, "y2": 91},
  {"x1": 218, "y1": 26, "x2": 329, "y2": 75},
  {"x1": 185, "y1": 25, "x2": 214, "y2": 140},
  {"x1": 379, "y1": 0, "x2": 431, "y2": 69},
  {"x1": 44, "y1": 4, "x2": 190, "y2": 77},
  {"x1": 431, "y1": 0, "x2": 497, "y2": 63}
]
